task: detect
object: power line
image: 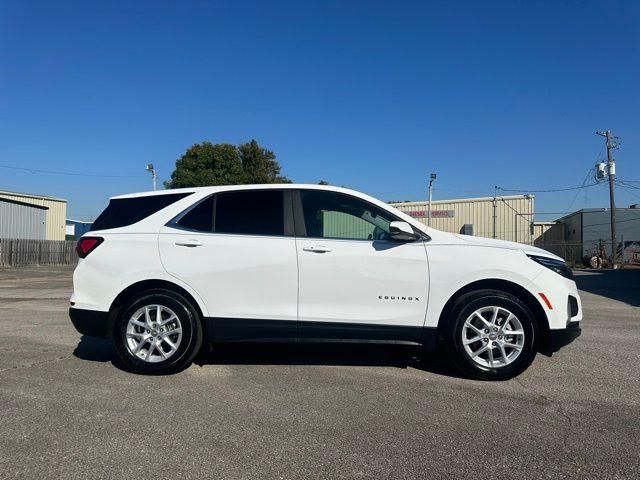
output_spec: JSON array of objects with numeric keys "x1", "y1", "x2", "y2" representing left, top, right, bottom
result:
[
  {"x1": 0, "y1": 164, "x2": 147, "y2": 178},
  {"x1": 616, "y1": 180, "x2": 640, "y2": 190},
  {"x1": 615, "y1": 181, "x2": 640, "y2": 201},
  {"x1": 497, "y1": 182, "x2": 601, "y2": 193},
  {"x1": 565, "y1": 167, "x2": 595, "y2": 213},
  {"x1": 582, "y1": 216, "x2": 640, "y2": 228}
]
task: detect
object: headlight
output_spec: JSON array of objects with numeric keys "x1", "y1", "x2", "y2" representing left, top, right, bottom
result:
[{"x1": 527, "y1": 255, "x2": 573, "y2": 280}]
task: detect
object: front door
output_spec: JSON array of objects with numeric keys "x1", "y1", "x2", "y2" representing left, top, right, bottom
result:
[
  {"x1": 159, "y1": 189, "x2": 298, "y2": 341},
  {"x1": 294, "y1": 189, "x2": 429, "y2": 343}
]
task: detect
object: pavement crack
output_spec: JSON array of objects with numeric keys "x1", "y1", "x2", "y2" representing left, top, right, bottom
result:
[{"x1": 514, "y1": 377, "x2": 575, "y2": 454}]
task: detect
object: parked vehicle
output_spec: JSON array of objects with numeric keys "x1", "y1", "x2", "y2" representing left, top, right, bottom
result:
[{"x1": 70, "y1": 184, "x2": 581, "y2": 379}]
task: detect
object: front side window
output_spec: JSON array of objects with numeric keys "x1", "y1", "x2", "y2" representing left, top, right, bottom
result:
[
  {"x1": 299, "y1": 190, "x2": 395, "y2": 240},
  {"x1": 215, "y1": 190, "x2": 284, "y2": 236}
]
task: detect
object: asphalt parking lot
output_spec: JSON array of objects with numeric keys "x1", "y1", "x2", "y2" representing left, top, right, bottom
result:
[{"x1": 0, "y1": 267, "x2": 638, "y2": 479}]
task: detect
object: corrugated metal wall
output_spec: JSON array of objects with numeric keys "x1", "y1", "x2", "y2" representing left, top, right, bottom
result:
[
  {"x1": 323, "y1": 211, "x2": 378, "y2": 239},
  {"x1": 582, "y1": 209, "x2": 640, "y2": 257},
  {"x1": 390, "y1": 195, "x2": 535, "y2": 243},
  {"x1": 0, "y1": 191, "x2": 67, "y2": 240},
  {"x1": 532, "y1": 222, "x2": 564, "y2": 244},
  {"x1": 0, "y1": 201, "x2": 47, "y2": 240}
]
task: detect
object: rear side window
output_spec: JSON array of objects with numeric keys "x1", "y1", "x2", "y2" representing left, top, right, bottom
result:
[
  {"x1": 176, "y1": 196, "x2": 214, "y2": 232},
  {"x1": 92, "y1": 193, "x2": 192, "y2": 231},
  {"x1": 215, "y1": 190, "x2": 284, "y2": 236}
]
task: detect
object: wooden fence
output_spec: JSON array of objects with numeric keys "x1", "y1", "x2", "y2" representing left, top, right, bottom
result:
[{"x1": 0, "y1": 238, "x2": 77, "y2": 267}]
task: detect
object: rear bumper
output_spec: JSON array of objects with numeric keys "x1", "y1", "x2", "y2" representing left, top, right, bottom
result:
[
  {"x1": 548, "y1": 322, "x2": 581, "y2": 353},
  {"x1": 69, "y1": 308, "x2": 110, "y2": 338}
]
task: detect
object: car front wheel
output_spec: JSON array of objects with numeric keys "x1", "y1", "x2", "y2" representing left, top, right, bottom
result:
[
  {"x1": 112, "y1": 289, "x2": 203, "y2": 374},
  {"x1": 444, "y1": 289, "x2": 538, "y2": 380}
]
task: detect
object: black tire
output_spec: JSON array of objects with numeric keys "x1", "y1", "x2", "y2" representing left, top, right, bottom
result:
[
  {"x1": 443, "y1": 289, "x2": 538, "y2": 381},
  {"x1": 112, "y1": 289, "x2": 203, "y2": 374}
]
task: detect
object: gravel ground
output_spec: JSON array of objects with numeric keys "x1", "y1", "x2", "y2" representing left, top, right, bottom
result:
[{"x1": 0, "y1": 266, "x2": 638, "y2": 479}]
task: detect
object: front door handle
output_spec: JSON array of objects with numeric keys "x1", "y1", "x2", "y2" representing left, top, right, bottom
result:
[
  {"x1": 175, "y1": 239, "x2": 203, "y2": 247},
  {"x1": 303, "y1": 245, "x2": 332, "y2": 253}
]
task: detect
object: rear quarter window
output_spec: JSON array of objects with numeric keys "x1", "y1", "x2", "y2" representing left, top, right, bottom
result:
[{"x1": 92, "y1": 193, "x2": 192, "y2": 230}]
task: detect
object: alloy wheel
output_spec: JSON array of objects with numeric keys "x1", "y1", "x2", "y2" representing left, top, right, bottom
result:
[
  {"x1": 461, "y1": 306, "x2": 525, "y2": 369},
  {"x1": 125, "y1": 305, "x2": 183, "y2": 363}
]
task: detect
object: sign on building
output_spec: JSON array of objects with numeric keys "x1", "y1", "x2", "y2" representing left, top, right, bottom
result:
[{"x1": 405, "y1": 210, "x2": 455, "y2": 219}]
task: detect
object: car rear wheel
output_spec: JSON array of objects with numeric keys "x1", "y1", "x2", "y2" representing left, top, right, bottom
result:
[
  {"x1": 113, "y1": 289, "x2": 203, "y2": 374},
  {"x1": 444, "y1": 289, "x2": 538, "y2": 380}
]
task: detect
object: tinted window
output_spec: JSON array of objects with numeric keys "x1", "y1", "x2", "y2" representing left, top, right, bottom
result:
[
  {"x1": 215, "y1": 190, "x2": 284, "y2": 236},
  {"x1": 176, "y1": 196, "x2": 214, "y2": 232},
  {"x1": 300, "y1": 190, "x2": 395, "y2": 240},
  {"x1": 92, "y1": 193, "x2": 192, "y2": 231}
]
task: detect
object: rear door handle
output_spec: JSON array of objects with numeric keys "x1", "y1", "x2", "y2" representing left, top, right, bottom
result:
[
  {"x1": 175, "y1": 239, "x2": 203, "y2": 247},
  {"x1": 303, "y1": 245, "x2": 332, "y2": 253}
]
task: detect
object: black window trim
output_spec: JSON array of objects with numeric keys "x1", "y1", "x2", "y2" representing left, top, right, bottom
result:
[
  {"x1": 292, "y1": 189, "x2": 428, "y2": 242},
  {"x1": 166, "y1": 188, "x2": 294, "y2": 238}
]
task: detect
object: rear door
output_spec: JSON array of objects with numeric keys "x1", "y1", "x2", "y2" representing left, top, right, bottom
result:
[
  {"x1": 294, "y1": 189, "x2": 429, "y2": 342},
  {"x1": 158, "y1": 189, "x2": 298, "y2": 341}
]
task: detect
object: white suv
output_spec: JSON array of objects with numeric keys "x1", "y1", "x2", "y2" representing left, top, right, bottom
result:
[{"x1": 70, "y1": 184, "x2": 581, "y2": 379}]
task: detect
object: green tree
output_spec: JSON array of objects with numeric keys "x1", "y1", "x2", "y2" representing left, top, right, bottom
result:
[
  {"x1": 165, "y1": 139, "x2": 289, "y2": 189},
  {"x1": 239, "y1": 140, "x2": 290, "y2": 184}
]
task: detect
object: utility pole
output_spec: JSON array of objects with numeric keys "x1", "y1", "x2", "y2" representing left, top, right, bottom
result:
[
  {"x1": 492, "y1": 185, "x2": 498, "y2": 239},
  {"x1": 427, "y1": 173, "x2": 436, "y2": 226},
  {"x1": 146, "y1": 163, "x2": 157, "y2": 191},
  {"x1": 596, "y1": 130, "x2": 619, "y2": 267}
]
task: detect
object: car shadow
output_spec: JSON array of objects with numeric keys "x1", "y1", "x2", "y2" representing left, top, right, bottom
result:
[
  {"x1": 574, "y1": 269, "x2": 640, "y2": 307},
  {"x1": 73, "y1": 335, "x2": 113, "y2": 362},
  {"x1": 72, "y1": 336, "x2": 465, "y2": 379},
  {"x1": 209, "y1": 343, "x2": 468, "y2": 378}
]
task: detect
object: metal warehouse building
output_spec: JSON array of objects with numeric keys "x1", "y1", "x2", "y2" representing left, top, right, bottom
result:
[
  {"x1": 535, "y1": 206, "x2": 640, "y2": 265},
  {"x1": 66, "y1": 219, "x2": 93, "y2": 240},
  {"x1": 390, "y1": 195, "x2": 535, "y2": 243},
  {"x1": 0, "y1": 198, "x2": 48, "y2": 240},
  {"x1": 0, "y1": 190, "x2": 67, "y2": 240}
]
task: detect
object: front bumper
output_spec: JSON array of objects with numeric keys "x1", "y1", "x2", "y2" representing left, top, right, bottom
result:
[
  {"x1": 547, "y1": 322, "x2": 582, "y2": 353},
  {"x1": 69, "y1": 307, "x2": 110, "y2": 338}
]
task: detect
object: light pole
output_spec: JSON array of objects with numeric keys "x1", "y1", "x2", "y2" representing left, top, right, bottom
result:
[
  {"x1": 427, "y1": 173, "x2": 437, "y2": 226},
  {"x1": 146, "y1": 163, "x2": 157, "y2": 191}
]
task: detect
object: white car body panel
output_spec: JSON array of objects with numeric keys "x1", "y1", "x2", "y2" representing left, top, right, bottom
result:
[
  {"x1": 158, "y1": 227, "x2": 298, "y2": 322},
  {"x1": 296, "y1": 237, "x2": 428, "y2": 327},
  {"x1": 71, "y1": 232, "x2": 210, "y2": 317}
]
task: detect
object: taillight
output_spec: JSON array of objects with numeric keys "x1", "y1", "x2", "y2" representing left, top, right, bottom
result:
[{"x1": 76, "y1": 236, "x2": 104, "y2": 258}]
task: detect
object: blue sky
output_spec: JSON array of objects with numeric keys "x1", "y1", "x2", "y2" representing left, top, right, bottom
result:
[{"x1": 1, "y1": 0, "x2": 639, "y2": 221}]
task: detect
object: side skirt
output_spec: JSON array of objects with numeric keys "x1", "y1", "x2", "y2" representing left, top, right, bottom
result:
[{"x1": 203, "y1": 317, "x2": 437, "y2": 350}]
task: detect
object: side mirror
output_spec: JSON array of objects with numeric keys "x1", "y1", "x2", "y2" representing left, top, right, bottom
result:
[{"x1": 389, "y1": 221, "x2": 419, "y2": 242}]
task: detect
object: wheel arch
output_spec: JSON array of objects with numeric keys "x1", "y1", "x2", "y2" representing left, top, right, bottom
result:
[
  {"x1": 107, "y1": 279, "x2": 207, "y2": 339},
  {"x1": 436, "y1": 278, "x2": 551, "y2": 354}
]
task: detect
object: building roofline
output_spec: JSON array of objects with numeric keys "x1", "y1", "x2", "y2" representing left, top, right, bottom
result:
[
  {"x1": 66, "y1": 219, "x2": 93, "y2": 224},
  {"x1": 0, "y1": 189, "x2": 67, "y2": 203},
  {"x1": 555, "y1": 207, "x2": 640, "y2": 222},
  {"x1": 555, "y1": 208, "x2": 605, "y2": 222},
  {"x1": 389, "y1": 194, "x2": 534, "y2": 206},
  {"x1": 0, "y1": 196, "x2": 49, "y2": 210}
]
